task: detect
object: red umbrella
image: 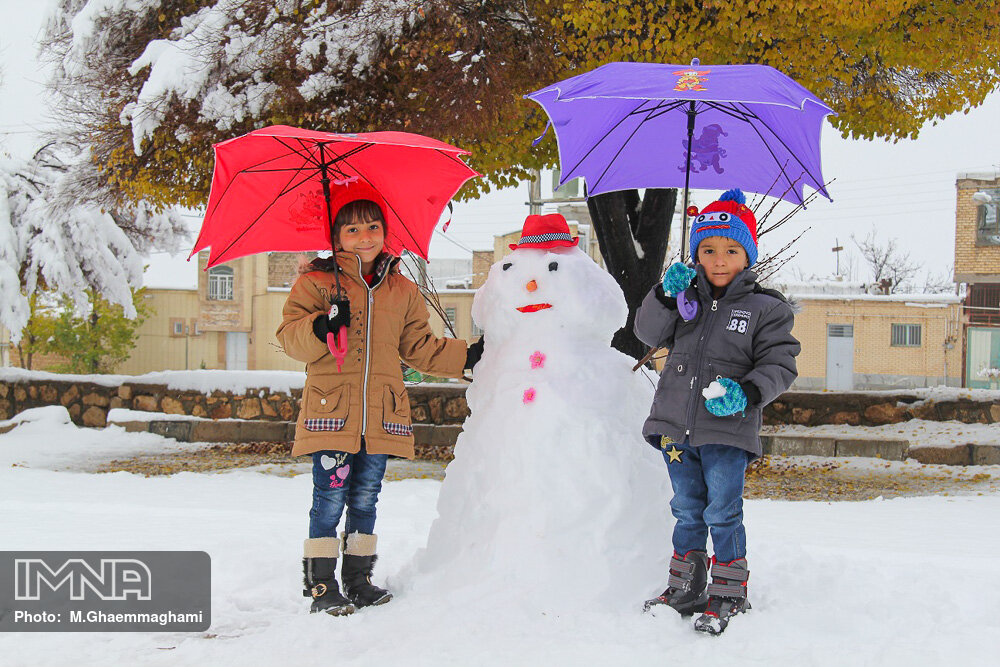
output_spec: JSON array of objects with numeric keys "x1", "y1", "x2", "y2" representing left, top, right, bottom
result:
[{"x1": 190, "y1": 125, "x2": 480, "y2": 268}]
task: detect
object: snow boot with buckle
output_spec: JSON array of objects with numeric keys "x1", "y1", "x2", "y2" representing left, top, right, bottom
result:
[
  {"x1": 341, "y1": 532, "x2": 392, "y2": 608},
  {"x1": 694, "y1": 557, "x2": 750, "y2": 635},
  {"x1": 302, "y1": 537, "x2": 355, "y2": 616},
  {"x1": 643, "y1": 549, "x2": 710, "y2": 616}
]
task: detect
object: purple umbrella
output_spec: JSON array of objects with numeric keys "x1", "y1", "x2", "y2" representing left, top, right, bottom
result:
[{"x1": 526, "y1": 59, "x2": 836, "y2": 257}]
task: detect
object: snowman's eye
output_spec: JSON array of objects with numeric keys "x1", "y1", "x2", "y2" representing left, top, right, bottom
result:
[
  {"x1": 502, "y1": 262, "x2": 512, "y2": 271},
  {"x1": 548, "y1": 261, "x2": 558, "y2": 271}
]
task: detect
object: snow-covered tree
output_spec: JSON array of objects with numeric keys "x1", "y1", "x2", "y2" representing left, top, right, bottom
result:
[
  {"x1": 41, "y1": 0, "x2": 554, "y2": 209},
  {"x1": 40, "y1": 0, "x2": 999, "y2": 358},
  {"x1": 0, "y1": 143, "x2": 185, "y2": 342}
]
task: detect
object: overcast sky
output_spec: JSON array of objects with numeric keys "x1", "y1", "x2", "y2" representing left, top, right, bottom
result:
[{"x1": 3, "y1": 2, "x2": 999, "y2": 285}]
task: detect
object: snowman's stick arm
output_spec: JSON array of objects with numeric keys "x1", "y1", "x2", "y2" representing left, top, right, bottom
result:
[{"x1": 632, "y1": 347, "x2": 660, "y2": 372}]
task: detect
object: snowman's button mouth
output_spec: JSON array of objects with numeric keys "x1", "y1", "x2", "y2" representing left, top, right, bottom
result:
[{"x1": 516, "y1": 303, "x2": 553, "y2": 313}]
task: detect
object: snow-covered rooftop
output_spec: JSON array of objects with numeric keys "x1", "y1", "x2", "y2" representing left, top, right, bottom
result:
[{"x1": 142, "y1": 250, "x2": 199, "y2": 290}]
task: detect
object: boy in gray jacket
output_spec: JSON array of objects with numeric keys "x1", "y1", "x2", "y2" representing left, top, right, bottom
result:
[{"x1": 635, "y1": 189, "x2": 800, "y2": 635}]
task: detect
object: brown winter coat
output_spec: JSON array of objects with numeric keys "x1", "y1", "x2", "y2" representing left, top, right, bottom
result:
[{"x1": 276, "y1": 252, "x2": 468, "y2": 458}]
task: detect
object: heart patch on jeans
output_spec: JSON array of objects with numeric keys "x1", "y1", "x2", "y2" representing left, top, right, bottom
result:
[{"x1": 320, "y1": 453, "x2": 347, "y2": 470}]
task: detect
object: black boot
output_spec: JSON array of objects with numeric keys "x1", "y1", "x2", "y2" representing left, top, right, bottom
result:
[
  {"x1": 643, "y1": 550, "x2": 710, "y2": 616},
  {"x1": 302, "y1": 537, "x2": 355, "y2": 616},
  {"x1": 341, "y1": 532, "x2": 392, "y2": 608},
  {"x1": 694, "y1": 557, "x2": 750, "y2": 635}
]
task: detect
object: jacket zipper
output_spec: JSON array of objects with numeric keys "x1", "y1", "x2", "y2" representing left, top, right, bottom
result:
[
  {"x1": 684, "y1": 298, "x2": 719, "y2": 437},
  {"x1": 356, "y1": 255, "x2": 391, "y2": 438}
]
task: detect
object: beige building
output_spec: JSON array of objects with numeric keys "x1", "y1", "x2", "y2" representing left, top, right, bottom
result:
[
  {"x1": 115, "y1": 250, "x2": 482, "y2": 374},
  {"x1": 784, "y1": 292, "x2": 961, "y2": 390},
  {"x1": 2, "y1": 181, "x2": 982, "y2": 390},
  {"x1": 954, "y1": 173, "x2": 1000, "y2": 388},
  {"x1": 118, "y1": 252, "x2": 306, "y2": 373},
  {"x1": 0, "y1": 326, "x2": 11, "y2": 367}
]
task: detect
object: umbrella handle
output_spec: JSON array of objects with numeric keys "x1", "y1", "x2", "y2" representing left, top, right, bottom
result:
[{"x1": 326, "y1": 326, "x2": 349, "y2": 372}]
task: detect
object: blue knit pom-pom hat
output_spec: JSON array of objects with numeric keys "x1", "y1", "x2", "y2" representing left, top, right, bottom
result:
[{"x1": 688, "y1": 188, "x2": 758, "y2": 267}]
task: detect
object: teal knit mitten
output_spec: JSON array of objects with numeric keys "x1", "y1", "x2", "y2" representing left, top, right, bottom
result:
[
  {"x1": 662, "y1": 262, "x2": 696, "y2": 296},
  {"x1": 704, "y1": 378, "x2": 747, "y2": 416}
]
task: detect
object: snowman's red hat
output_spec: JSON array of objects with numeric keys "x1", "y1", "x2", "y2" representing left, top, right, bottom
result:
[{"x1": 508, "y1": 213, "x2": 579, "y2": 250}]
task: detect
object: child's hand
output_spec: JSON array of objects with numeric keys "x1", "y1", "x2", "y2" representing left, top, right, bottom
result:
[
  {"x1": 312, "y1": 299, "x2": 351, "y2": 342},
  {"x1": 662, "y1": 262, "x2": 696, "y2": 296},
  {"x1": 703, "y1": 378, "x2": 747, "y2": 416}
]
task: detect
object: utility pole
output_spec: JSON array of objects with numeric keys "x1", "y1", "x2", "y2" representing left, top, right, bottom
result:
[
  {"x1": 526, "y1": 169, "x2": 587, "y2": 215},
  {"x1": 832, "y1": 238, "x2": 844, "y2": 276}
]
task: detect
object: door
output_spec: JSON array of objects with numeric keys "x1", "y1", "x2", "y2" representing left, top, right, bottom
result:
[
  {"x1": 826, "y1": 324, "x2": 854, "y2": 390},
  {"x1": 966, "y1": 327, "x2": 1000, "y2": 388},
  {"x1": 226, "y1": 332, "x2": 248, "y2": 370}
]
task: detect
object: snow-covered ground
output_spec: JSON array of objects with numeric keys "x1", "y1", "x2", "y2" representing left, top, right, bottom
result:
[{"x1": 1, "y1": 409, "x2": 999, "y2": 665}]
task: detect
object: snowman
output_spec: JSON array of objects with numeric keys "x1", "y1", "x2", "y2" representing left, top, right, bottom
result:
[{"x1": 410, "y1": 214, "x2": 669, "y2": 610}]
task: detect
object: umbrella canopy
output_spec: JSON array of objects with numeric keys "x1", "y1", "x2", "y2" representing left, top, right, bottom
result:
[
  {"x1": 191, "y1": 125, "x2": 480, "y2": 268},
  {"x1": 526, "y1": 60, "x2": 835, "y2": 204}
]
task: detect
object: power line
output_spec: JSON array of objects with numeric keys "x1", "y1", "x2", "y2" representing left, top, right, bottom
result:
[{"x1": 432, "y1": 229, "x2": 476, "y2": 254}]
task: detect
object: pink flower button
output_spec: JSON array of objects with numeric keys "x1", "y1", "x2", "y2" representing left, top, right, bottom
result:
[
  {"x1": 522, "y1": 388, "x2": 536, "y2": 404},
  {"x1": 529, "y1": 351, "x2": 546, "y2": 369}
]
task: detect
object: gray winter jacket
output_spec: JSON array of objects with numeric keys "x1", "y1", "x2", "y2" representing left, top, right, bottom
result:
[{"x1": 634, "y1": 266, "x2": 800, "y2": 456}]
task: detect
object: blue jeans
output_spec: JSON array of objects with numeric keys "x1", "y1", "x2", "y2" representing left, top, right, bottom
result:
[
  {"x1": 309, "y1": 440, "x2": 388, "y2": 538},
  {"x1": 662, "y1": 440, "x2": 750, "y2": 563}
]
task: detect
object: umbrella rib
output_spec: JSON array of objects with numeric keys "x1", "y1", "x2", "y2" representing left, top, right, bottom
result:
[
  {"x1": 588, "y1": 103, "x2": 664, "y2": 193},
  {"x1": 733, "y1": 102, "x2": 827, "y2": 196},
  {"x1": 641, "y1": 99, "x2": 689, "y2": 121},
  {"x1": 712, "y1": 101, "x2": 826, "y2": 198},
  {"x1": 205, "y1": 142, "x2": 319, "y2": 221},
  {"x1": 321, "y1": 143, "x2": 376, "y2": 180},
  {"x1": 209, "y1": 164, "x2": 321, "y2": 264},
  {"x1": 560, "y1": 99, "x2": 658, "y2": 184},
  {"x1": 241, "y1": 166, "x2": 326, "y2": 173},
  {"x1": 273, "y1": 137, "x2": 323, "y2": 169}
]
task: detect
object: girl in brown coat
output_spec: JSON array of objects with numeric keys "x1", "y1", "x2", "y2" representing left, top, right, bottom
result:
[{"x1": 276, "y1": 198, "x2": 484, "y2": 616}]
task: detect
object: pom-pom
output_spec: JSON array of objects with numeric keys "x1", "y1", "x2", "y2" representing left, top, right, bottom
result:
[{"x1": 718, "y1": 188, "x2": 746, "y2": 205}]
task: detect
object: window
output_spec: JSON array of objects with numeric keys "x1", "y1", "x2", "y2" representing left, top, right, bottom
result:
[
  {"x1": 172, "y1": 321, "x2": 184, "y2": 335},
  {"x1": 968, "y1": 284, "x2": 1000, "y2": 326},
  {"x1": 471, "y1": 320, "x2": 484, "y2": 337},
  {"x1": 975, "y1": 188, "x2": 1000, "y2": 246},
  {"x1": 828, "y1": 324, "x2": 853, "y2": 338},
  {"x1": 208, "y1": 266, "x2": 234, "y2": 300},
  {"x1": 443, "y1": 307, "x2": 457, "y2": 338},
  {"x1": 891, "y1": 323, "x2": 921, "y2": 347}
]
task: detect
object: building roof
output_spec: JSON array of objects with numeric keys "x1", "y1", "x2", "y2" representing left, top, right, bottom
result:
[{"x1": 142, "y1": 251, "x2": 199, "y2": 290}]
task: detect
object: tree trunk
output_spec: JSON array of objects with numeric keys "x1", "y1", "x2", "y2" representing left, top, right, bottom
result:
[
  {"x1": 587, "y1": 188, "x2": 678, "y2": 360},
  {"x1": 89, "y1": 309, "x2": 99, "y2": 374}
]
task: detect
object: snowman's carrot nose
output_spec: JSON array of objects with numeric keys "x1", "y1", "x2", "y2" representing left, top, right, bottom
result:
[{"x1": 526, "y1": 280, "x2": 538, "y2": 292}]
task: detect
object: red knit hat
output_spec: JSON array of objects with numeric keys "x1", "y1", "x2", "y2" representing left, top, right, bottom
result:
[
  {"x1": 327, "y1": 178, "x2": 389, "y2": 226},
  {"x1": 688, "y1": 188, "x2": 759, "y2": 266},
  {"x1": 509, "y1": 213, "x2": 580, "y2": 250}
]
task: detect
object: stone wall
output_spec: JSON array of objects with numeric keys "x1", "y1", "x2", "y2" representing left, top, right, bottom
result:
[
  {"x1": 2, "y1": 376, "x2": 998, "y2": 430},
  {"x1": 763, "y1": 392, "x2": 1000, "y2": 427},
  {"x1": 0, "y1": 377, "x2": 469, "y2": 429}
]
